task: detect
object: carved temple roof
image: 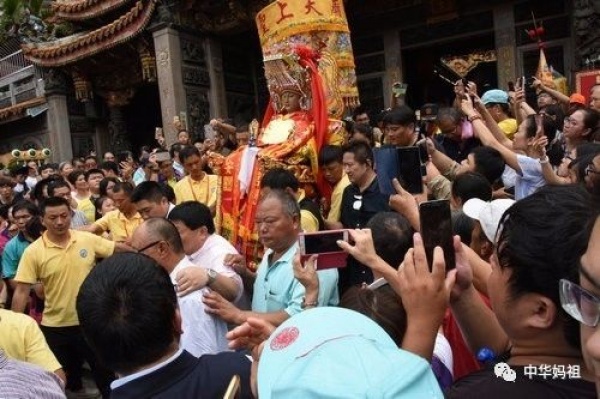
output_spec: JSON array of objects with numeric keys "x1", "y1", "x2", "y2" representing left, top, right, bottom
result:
[
  {"x1": 0, "y1": 97, "x2": 46, "y2": 121},
  {"x1": 51, "y1": 0, "x2": 136, "y2": 21},
  {"x1": 22, "y1": 0, "x2": 156, "y2": 67}
]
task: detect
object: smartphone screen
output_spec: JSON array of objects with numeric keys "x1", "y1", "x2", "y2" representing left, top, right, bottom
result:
[
  {"x1": 397, "y1": 147, "x2": 423, "y2": 194},
  {"x1": 420, "y1": 200, "x2": 455, "y2": 270},
  {"x1": 154, "y1": 151, "x2": 171, "y2": 163},
  {"x1": 302, "y1": 231, "x2": 346, "y2": 255}
]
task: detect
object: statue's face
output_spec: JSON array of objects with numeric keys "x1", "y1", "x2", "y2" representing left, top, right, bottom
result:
[{"x1": 280, "y1": 91, "x2": 302, "y2": 113}]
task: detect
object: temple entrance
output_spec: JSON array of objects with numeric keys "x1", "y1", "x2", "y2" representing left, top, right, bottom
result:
[
  {"x1": 124, "y1": 84, "x2": 162, "y2": 153},
  {"x1": 402, "y1": 33, "x2": 497, "y2": 109}
]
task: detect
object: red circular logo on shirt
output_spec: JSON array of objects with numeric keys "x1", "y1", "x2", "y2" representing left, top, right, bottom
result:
[{"x1": 270, "y1": 327, "x2": 299, "y2": 351}]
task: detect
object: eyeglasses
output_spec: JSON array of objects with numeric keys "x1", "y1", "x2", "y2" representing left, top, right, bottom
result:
[
  {"x1": 560, "y1": 279, "x2": 600, "y2": 327},
  {"x1": 585, "y1": 164, "x2": 600, "y2": 176},
  {"x1": 563, "y1": 117, "x2": 576, "y2": 125},
  {"x1": 137, "y1": 240, "x2": 162, "y2": 253},
  {"x1": 352, "y1": 195, "x2": 362, "y2": 211}
]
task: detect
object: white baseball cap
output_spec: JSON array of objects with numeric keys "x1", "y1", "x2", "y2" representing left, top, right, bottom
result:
[{"x1": 463, "y1": 198, "x2": 515, "y2": 243}]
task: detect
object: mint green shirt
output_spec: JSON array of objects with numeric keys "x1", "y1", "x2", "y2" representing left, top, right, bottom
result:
[{"x1": 251, "y1": 243, "x2": 339, "y2": 316}]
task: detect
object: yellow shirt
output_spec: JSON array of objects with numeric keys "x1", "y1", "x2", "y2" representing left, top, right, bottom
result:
[
  {"x1": 93, "y1": 209, "x2": 143, "y2": 242},
  {"x1": 174, "y1": 174, "x2": 218, "y2": 208},
  {"x1": 14, "y1": 230, "x2": 115, "y2": 327},
  {"x1": 498, "y1": 118, "x2": 518, "y2": 140},
  {"x1": 76, "y1": 197, "x2": 96, "y2": 224},
  {"x1": 297, "y1": 189, "x2": 319, "y2": 233},
  {"x1": 326, "y1": 174, "x2": 351, "y2": 224},
  {"x1": 0, "y1": 308, "x2": 62, "y2": 372}
]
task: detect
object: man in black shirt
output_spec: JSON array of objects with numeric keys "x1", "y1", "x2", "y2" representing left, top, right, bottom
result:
[{"x1": 336, "y1": 141, "x2": 390, "y2": 293}]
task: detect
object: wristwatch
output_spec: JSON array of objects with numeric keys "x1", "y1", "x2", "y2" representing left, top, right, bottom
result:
[{"x1": 206, "y1": 269, "x2": 218, "y2": 287}]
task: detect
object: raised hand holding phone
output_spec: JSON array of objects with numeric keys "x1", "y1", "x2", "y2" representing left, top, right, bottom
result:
[
  {"x1": 534, "y1": 114, "x2": 545, "y2": 138},
  {"x1": 395, "y1": 233, "x2": 456, "y2": 360}
]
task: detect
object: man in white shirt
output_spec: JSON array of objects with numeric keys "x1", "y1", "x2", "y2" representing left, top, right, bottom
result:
[
  {"x1": 168, "y1": 201, "x2": 243, "y2": 302},
  {"x1": 130, "y1": 218, "x2": 228, "y2": 357}
]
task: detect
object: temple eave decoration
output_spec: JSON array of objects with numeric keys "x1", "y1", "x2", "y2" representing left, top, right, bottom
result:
[
  {"x1": 51, "y1": 0, "x2": 136, "y2": 21},
  {"x1": 0, "y1": 97, "x2": 46, "y2": 121},
  {"x1": 21, "y1": 0, "x2": 157, "y2": 67}
]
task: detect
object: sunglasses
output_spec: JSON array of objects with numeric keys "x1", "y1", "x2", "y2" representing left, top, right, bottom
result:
[
  {"x1": 559, "y1": 279, "x2": 600, "y2": 327},
  {"x1": 137, "y1": 240, "x2": 162, "y2": 253}
]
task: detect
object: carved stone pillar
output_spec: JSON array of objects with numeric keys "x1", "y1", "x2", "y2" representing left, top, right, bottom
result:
[
  {"x1": 493, "y1": 5, "x2": 517, "y2": 90},
  {"x1": 43, "y1": 68, "x2": 73, "y2": 162},
  {"x1": 383, "y1": 30, "x2": 402, "y2": 109},
  {"x1": 205, "y1": 37, "x2": 227, "y2": 119},
  {"x1": 152, "y1": 27, "x2": 186, "y2": 145},
  {"x1": 102, "y1": 89, "x2": 134, "y2": 153}
]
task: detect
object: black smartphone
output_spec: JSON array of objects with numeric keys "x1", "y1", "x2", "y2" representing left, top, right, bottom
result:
[
  {"x1": 419, "y1": 200, "x2": 455, "y2": 271},
  {"x1": 299, "y1": 230, "x2": 348, "y2": 255},
  {"x1": 397, "y1": 147, "x2": 423, "y2": 194}
]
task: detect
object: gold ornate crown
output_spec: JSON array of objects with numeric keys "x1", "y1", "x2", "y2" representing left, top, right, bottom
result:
[
  {"x1": 256, "y1": 0, "x2": 359, "y2": 117},
  {"x1": 263, "y1": 52, "x2": 311, "y2": 110}
]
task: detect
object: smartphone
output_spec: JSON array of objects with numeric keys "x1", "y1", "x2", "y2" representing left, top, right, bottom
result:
[
  {"x1": 223, "y1": 375, "x2": 240, "y2": 399},
  {"x1": 154, "y1": 151, "x2": 170, "y2": 163},
  {"x1": 508, "y1": 81, "x2": 515, "y2": 92},
  {"x1": 397, "y1": 147, "x2": 423, "y2": 194},
  {"x1": 417, "y1": 140, "x2": 428, "y2": 165},
  {"x1": 419, "y1": 200, "x2": 455, "y2": 271},
  {"x1": 300, "y1": 230, "x2": 348, "y2": 255},
  {"x1": 299, "y1": 230, "x2": 349, "y2": 269}
]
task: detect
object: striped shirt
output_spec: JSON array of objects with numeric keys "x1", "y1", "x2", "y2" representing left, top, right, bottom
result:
[{"x1": 0, "y1": 350, "x2": 66, "y2": 398}]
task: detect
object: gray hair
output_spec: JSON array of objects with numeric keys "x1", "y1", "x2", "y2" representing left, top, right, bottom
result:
[
  {"x1": 143, "y1": 218, "x2": 184, "y2": 254},
  {"x1": 260, "y1": 189, "x2": 300, "y2": 219}
]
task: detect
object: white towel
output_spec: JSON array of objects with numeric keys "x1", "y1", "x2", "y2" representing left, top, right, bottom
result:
[{"x1": 238, "y1": 146, "x2": 260, "y2": 197}]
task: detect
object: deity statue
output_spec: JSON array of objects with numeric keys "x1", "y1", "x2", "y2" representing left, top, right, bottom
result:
[{"x1": 209, "y1": 0, "x2": 359, "y2": 267}]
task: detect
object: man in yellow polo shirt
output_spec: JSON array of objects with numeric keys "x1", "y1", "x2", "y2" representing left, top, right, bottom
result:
[
  {"x1": 0, "y1": 307, "x2": 64, "y2": 382},
  {"x1": 11, "y1": 196, "x2": 132, "y2": 398},
  {"x1": 173, "y1": 146, "x2": 218, "y2": 213},
  {"x1": 319, "y1": 145, "x2": 351, "y2": 229},
  {"x1": 87, "y1": 181, "x2": 143, "y2": 242}
]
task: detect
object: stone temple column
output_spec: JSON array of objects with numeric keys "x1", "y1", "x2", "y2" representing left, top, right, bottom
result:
[
  {"x1": 152, "y1": 26, "x2": 186, "y2": 146},
  {"x1": 43, "y1": 68, "x2": 73, "y2": 162},
  {"x1": 102, "y1": 90, "x2": 134, "y2": 153}
]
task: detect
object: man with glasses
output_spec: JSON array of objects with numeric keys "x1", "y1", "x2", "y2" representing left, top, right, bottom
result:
[
  {"x1": 435, "y1": 107, "x2": 480, "y2": 163},
  {"x1": 447, "y1": 186, "x2": 596, "y2": 397},
  {"x1": 584, "y1": 154, "x2": 600, "y2": 198},
  {"x1": 561, "y1": 207, "x2": 600, "y2": 396},
  {"x1": 130, "y1": 218, "x2": 229, "y2": 356},
  {"x1": 336, "y1": 141, "x2": 389, "y2": 293}
]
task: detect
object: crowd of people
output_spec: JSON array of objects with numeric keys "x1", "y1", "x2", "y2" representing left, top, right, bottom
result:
[{"x1": 0, "y1": 74, "x2": 600, "y2": 398}]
